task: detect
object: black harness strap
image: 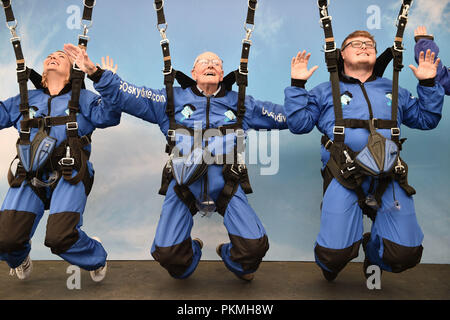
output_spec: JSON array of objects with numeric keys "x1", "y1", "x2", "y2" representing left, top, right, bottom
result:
[{"x1": 2, "y1": 0, "x2": 31, "y2": 144}]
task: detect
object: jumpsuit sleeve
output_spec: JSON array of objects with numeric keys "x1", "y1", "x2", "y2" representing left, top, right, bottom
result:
[
  {"x1": 78, "y1": 90, "x2": 122, "y2": 129},
  {"x1": 399, "y1": 82, "x2": 444, "y2": 130},
  {"x1": 92, "y1": 70, "x2": 168, "y2": 126},
  {"x1": 243, "y1": 95, "x2": 288, "y2": 130},
  {"x1": 415, "y1": 39, "x2": 450, "y2": 95},
  {"x1": 0, "y1": 95, "x2": 21, "y2": 130},
  {"x1": 283, "y1": 85, "x2": 321, "y2": 134}
]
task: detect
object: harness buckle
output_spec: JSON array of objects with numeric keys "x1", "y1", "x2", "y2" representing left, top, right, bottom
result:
[
  {"x1": 162, "y1": 65, "x2": 173, "y2": 76},
  {"x1": 167, "y1": 129, "x2": 176, "y2": 140},
  {"x1": 230, "y1": 163, "x2": 244, "y2": 176},
  {"x1": 394, "y1": 159, "x2": 406, "y2": 175},
  {"x1": 324, "y1": 139, "x2": 333, "y2": 150},
  {"x1": 391, "y1": 127, "x2": 400, "y2": 136},
  {"x1": 333, "y1": 126, "x2": 345, "y2": 135},
  {"x1": 59, "y1": 146, "x2": 75, "y2": 167},
  {"x1": 66, "y1": 122, "x2": 79, "y2": 131}
]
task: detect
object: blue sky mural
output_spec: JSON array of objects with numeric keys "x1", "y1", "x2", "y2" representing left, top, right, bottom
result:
[{"x1": 0, "y1": 0, "x2": 449, "y2": 263}]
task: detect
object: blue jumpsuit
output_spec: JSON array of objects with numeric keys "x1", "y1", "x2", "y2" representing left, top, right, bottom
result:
[
  {"x1": 0, "y1": 84, "x2": 121, "y2": 270},
  {"x1": 284, "y1": 75, "x2": 444, "y2": 275},
  {"x1": 414, "y1": 38, "x2": 450, "y2": 95},
  {"x1": 93, "y1": 70, "x2": 287, "y2": 279}
]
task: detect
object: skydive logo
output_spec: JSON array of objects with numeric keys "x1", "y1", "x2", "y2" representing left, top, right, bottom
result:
[
  {"x1": 119, "y1": 81, "x2": 166, "y2": 102},
  {"x1": 262, "y1": 106, "x2": 286, "y2": 123}
]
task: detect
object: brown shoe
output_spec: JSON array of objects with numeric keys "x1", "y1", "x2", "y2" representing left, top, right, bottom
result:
[{"x1": 216, "y1": 243, "x2": 254, "y2": 282}]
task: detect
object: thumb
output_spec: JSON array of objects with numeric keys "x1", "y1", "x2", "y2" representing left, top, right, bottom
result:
[{"x1": 409, "y1": 64, "x2": 418, "y2": 76}]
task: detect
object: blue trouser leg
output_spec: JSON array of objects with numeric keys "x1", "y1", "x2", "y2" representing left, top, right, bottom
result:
[
  {"x1": 0, "y1": 182, "x2": 45, "y2": 268},
  {"x1": 365, "y1": 181, "x2": 423, "y2": 273},
  {"x1": 218, "y1": 185, "x2": 269, "y2": 277},
  {"x1": 314, "y1": 178, "x2": 363, "y2": 274},
  {"x1": 151, "y1": 179, "x2": 202, "y2": 279},
  {"x1": 45, "y1": 173, "x2": 106, "y2": 271},
  {"x1": 315, "y1": 177, "x2": 424, "y2": 274}
]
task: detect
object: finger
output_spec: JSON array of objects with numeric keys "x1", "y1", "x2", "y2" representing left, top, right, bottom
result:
[
  {"x1": 296, "y1": 51, "x2": 302, "y2": 63},
  {"x1": 110, "y1": 58, "x2": 114, "y2": 67},
  {"x1": 113, "y1": 64, "x2": 118, "y2": 73},
  {"x1": 409, "y1": 64, "x2": 418, "y2": 74},
  {"x1": 310, "y1": 65, "x2": 319, "y2": 74},
  {"x1": 101, "y1": 56, "x2": 106, "y2": 67},
  {"x1": 430, "y1": 51, "x2": 435, "y2": 63},
  {"x1": 419, "y1": 50, "x2": 424, "y2": 62},
  {"x1": 434, "y1": 57, "x2": 441, "y2": 67},
  {"x1": 305, "y1": 52, "x2": 311, "y2": 63},
  {"x1": 106, "y1": 55, "x2": 110, "y2": 66},
  {"x1": 425, "y1": 49, "x2": 431, "y2": 62}
]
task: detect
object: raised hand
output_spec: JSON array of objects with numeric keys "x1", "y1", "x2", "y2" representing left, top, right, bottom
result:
[
  {"x1": 409, "y1": 49, "x2": 441, "y2": 80},
  {"x1": 97, "y1": 56, "x2": 118, "y2": 74},
  {"x1": 291, "y1": 50, "x2": 319, "y2": 80},
  {"x1": 63, "y1": 43, "x2": 97, "y2": 75},
  {"x1": 414, "y1": 25, "x2": 428, "y2": 37}
]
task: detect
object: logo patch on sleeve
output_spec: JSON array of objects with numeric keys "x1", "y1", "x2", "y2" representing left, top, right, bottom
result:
[
  {"x1": 224, "y1": 110, "x2": 236, "y2": 122},
  {"x1": 385, "y1": 93, "x2": 392, "y2": 107}
]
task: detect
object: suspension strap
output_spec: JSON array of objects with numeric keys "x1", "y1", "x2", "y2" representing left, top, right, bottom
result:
[
  {"x1": 317, "y1": 0, "x2": 345, "y2": 144},
  {"x1": 390, "y1": 0, "x2": 413, "y2": 143},
  {"x1": 154, "y1": 0, "x2": 176, "y2": 152},
  {"x1": 2, "y1": 0, "x2": 31, "y2": 143},
  {"x1": 62, "y1": 0, "x2": 96, "y2": 183}
]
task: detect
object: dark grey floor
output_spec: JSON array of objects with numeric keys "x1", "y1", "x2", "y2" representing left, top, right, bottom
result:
[{"x1": 0, "y1": 260, "x2": 448, "y2": 300}]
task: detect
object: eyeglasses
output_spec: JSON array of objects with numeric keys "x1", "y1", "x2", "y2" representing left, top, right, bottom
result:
[
  {"x1": 342, "y1": 40, "x2": 376, "y2": 50},
  {"x1": 194, "y1": 58, "x2": 223, "y2": 68}
]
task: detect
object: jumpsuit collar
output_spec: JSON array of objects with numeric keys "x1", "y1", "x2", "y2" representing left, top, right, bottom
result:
[
  {"x1": 191, "y1": 84, "x2": 226, "y2": 98},
  {"x1": 340, "y1": 71, "x2": 378, "y2": 84},
  {"x1": 43, "y1": 82, "x2": 72, "y2": 97}
]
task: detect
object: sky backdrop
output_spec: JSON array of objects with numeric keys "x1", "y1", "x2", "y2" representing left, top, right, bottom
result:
[{"x1": 0, "y1": 0, "x2": 449, "y2": 263}]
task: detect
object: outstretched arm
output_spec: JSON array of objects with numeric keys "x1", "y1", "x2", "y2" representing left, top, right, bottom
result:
[
  {"x1": 64, "y1": 43, "x2": 167, "y2": 126},
  {"x1": 284, "y1": 50, "x2": 321, "y2": 134}
]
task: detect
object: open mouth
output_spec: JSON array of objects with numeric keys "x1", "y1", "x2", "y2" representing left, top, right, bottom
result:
[
  {"x1": 48, "y1": 61, "x2": 59, "y2": 66},
  {"x1": 204, "y1": 72, "x2": 216, "y2": 77},
  {"x1": 357, "y1": 53, "x2": 370, "y2": 56}
]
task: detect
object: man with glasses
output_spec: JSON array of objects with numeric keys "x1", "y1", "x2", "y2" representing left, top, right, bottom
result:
[
  {"x1": 284, "y1": 30, "x2": 444, "y2": 282},
  {"x1": 64, "y1": 45, "x2": 288, "y2": 281}
]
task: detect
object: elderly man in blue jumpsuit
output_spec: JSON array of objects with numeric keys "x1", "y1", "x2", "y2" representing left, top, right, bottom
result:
[
  {"x1": 0, "y1": 50, "x2": 121, "y2": 281},
  {"x1": 284, "y1": 30, "x2": 444, "y2": 281},
  {"x1": 64, "y1": 44, "x2": 288, "y2": 281},
  {"x1": 413, "y1": 26, "x2": 450, "y2": 95}
]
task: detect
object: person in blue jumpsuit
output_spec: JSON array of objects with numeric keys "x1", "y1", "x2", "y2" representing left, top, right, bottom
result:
[
  {"x1": 64, "y1": 44, "x2": 288, "y2": 281},
  {"x1": 284, "y1": 30, "x2": 444, "y2": 281},
  {"x1": 413, "y1": 26, "x2": 450, "y2": 95},
  {"x1": 0, "y1": 50, "x2": 121, "y2": 281}
]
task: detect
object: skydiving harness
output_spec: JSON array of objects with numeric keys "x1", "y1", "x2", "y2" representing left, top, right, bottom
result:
[
  {"x1": 2, "y1": 0, "x2": 97, "y2": 209},
  {"x1": 153, "y1": 0, "x2": 257, "y2": 216},
  {"x1": 317, "y1": 0, "x2": 416, "y2": 221}
]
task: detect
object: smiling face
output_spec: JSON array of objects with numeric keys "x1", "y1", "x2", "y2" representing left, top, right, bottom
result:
[
  {"x1": 191, "y1": 52, "x2": 224, "y2": 87},
  {"x1": 341, "y1": 36, "x2": 377, "y2": 70},
  {"x1": 43, "y1": 51, "x2": 71, "y2": 78}
]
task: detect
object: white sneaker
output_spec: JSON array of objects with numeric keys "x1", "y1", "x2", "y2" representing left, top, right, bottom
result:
[
  {"x1": 9, "y1": 255, "x2": 33, "y2": 280},
  {"x1": 90, "y1": 236, "x2": 107, "y2": 282}
]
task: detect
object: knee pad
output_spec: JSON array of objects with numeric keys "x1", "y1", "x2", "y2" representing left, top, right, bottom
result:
[
  {"x1": 314, "y1": 240, "x2": 361, "y2": 274},
  {"x1": 44, "y1": 212, "x2": 80, "y2": 255},
  {"x1": 382, "y1": 238, "x2": 423, "y2": 273},
  {"x1": 229, "y1": 234, "x2": 269, "y2": 272},
  {"x1": 0, "y1": 210, "x2": 36, "y2": 253},
  {"x1": 152, "y1": 237, "x2": 194, "y2": 278}
]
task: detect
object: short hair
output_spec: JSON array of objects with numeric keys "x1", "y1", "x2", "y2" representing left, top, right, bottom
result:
[{"x1": 341, "y1": 30, "x2": 377, "y2": 52}]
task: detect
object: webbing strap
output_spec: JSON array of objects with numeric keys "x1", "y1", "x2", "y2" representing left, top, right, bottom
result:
[
  {"x1": 390, "y1": 0, "x2": 412, "y2": 142},
  {"x1": 317, "y1": 0, "x2": 344, "y2": 143},
  {"x1": 2, "y1": 0, "x2": 30, "y2": 143}
]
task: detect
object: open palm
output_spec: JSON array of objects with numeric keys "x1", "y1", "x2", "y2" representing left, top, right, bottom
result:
[{"x1": 291, "y1": 50, "x2": 319, "y2": 80}]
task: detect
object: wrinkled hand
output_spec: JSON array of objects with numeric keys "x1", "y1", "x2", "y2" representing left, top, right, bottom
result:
[
  {"x1": 63, "y1": 43, "x2": 97, "y2": 75},
  {"x1": 409, "y1": 49, "x2": 440, "y2": 80},
  {"x1": 291, "y1": 50, "x2": 318, "y2": 80},
  {"x1": 97, "y1": 56, "x2": 118, "y2": 74}
]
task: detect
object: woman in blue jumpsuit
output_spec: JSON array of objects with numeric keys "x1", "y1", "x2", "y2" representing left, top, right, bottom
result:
[
  {"x1": 284, "y1": 31, "x2": 444, "y2": 281},
  {"x1": 64, "y1": 45, "x2": 288, "y2": 281},
  {"x1": 0, "y1": 50, "x2": 121, "y2": 280}
]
